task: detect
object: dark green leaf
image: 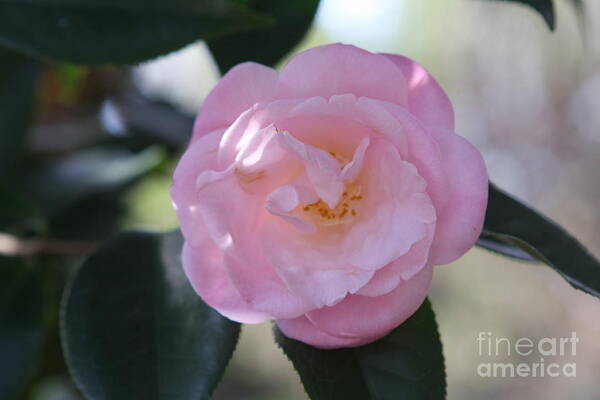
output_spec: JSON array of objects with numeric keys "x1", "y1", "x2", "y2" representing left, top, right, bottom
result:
[
  {"x1": 46, "y1": 193, "x2": 127, "y2": 241},
  {"x1": 274, "y1": 299, "x2": 446, "y2": 400},
  {"x1": 487, "y1": 0, "x2": 555, "y2": 30},
  {"x1": 61, "y1": 230, "x2": 240, "y2": 399},
  {"x1": 208, "y1": 0, "x2": 320, "y2": 73},
  {"x1": 0, "y1": 185, "x2": 44, "y2": 236},
  {"x1": 0, "y1": 1, "x2": 272, "y2": 65},
  {"x1": 26, "y1": 145, "x2": 163, "y2": 241},
  {"x1": 476, "y1": 232, "x2": 537, "y2": 262},
  {"x1": 0, "y1": 47, "x2": 38, "y2": 177},
  {"x1": 29, "y1": 145, "x2": 164, "y2": 215},
  {"x1": 481, "y1": 183, "x2": 600, "y2": 297},
  {"x1": 110, "y1": 91, "x2": 194, "y2": 151},
  {"x1": 0, "y1": 257, "x2": 45, "y2": 400}
]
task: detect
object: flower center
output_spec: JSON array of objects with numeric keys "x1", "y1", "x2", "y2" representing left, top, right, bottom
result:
[{"x1": 301, "y1": 184, "x2": 363, "y2": 226}]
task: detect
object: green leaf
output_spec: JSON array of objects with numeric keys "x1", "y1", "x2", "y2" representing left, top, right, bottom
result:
[
  {"x1": 480, "y1": 183, "x2": 600, "y2": 297},
  {"x1": 0, "y1": 0, "x2": 272, "y2": 65},
  {"x1": 0, "y1": 257, "x2": 45, "y2": 400},
  {"x1": 476, "y1": 232, "x2": 537, "y2": 262},
  {"x1": 0, "y1": 47, "x2": 38, "y2": 178},
  {"x1": 487, "y1": 0, "x2": 555, "y2": 30},
  {"x1": 0, "y1": 185, "x2": 44, "y2": 236},
  {"x1": 208, "y1": 0, "x2": 320, "y2": 73},
  {"x1": 29, "y1": 145, "x2": 165, "y2": 215},
  {"x1": 274, "y1": 299, "x2": 446, "y2": 400},
  {"x1": 25, "y1": 145, "x2": 164, "y2": 241},
  {"x1": 61, "y1": 230, "x2": 240, "y2": 399}
]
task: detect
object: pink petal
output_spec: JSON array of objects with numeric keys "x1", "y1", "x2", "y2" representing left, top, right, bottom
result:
[
  {"x1": 354, "y1": 97, "x2": 408, "y2": 158},
  {"x1": 305, "y1": 263, "x2": 433, "y2": 339},
  {"x1": 266, "y1": 183, "x2": 317, "y2": 233},
  {"x1": 267, "y1": 251, "x2": 375, "y2": 308},
  {"x1": 224, "y1": 251, "x2": 313, "y2": 319},
  {"x1": 340, "y1": 136, "x2": 370, "y2": 181},
  {"x1": 340, "y1": 139, "x2": 436, "y2": 270},
  {"x1": 281, "y1": 43, "x2": 408, "y2": 107},
  {"x1": 278, "y1": 130, "x2": 344, "y2": 209},
  {"x1": 182, "y1": 242, "x2": 271, "y2": 323},
  {"x1": 193, "y1": 62, "x2": 284, "y2": 140},
  {"x1": 234, "y1": 124, "x2": 286, "y2": 171},
  {"x1": 195, "y1": 166, "x2": 243, "y2": 248},
  {"x1": 274, "y1": 95, "x2": 377, "y2": 158},
  {"x1": 192, "y1": 162, "x2": 314, "y2": 319},
  {"x1": 170, "y1": 129, "x2": 223, "y2": 248},
  {"x1": 276, "y1": 316, "x2": 378, "y2": 349},
  {"x1": 375, "y1": 100, "x2": 450, "y2": 215},
  {"x1": 217, "y1": 98, "x2": 305, "y2": 168},
  {"x1": 356, "y1": 222, "x2": 435, "y2": 297},
  {"x1": 259, "y1": 139, "x2": 435, "y2": 308},
  {"x1": 428, "y1": 129, "x2": 488, "y2": 265},
  {"x1": 382, "y1": 54, "x2": 454, "y2": 130}
]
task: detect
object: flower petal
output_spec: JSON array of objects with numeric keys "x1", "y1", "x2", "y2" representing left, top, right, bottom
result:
[
  {"x1": 374, "y1": 100, "x2": 450, "y2": 216},
  {"x1": 306, "y1": 263, "x2": 433, "y2": 339},
  {"x1": 281, "y1": 43, "x2": 408, "y2": 107},
  {"x1": 276, "y1": 315, "x2": 378, "y2": 349},
  {"x1": 356, "y1": 221, "x2": 435, "y2": 297},
  {"x1": 182, "y1": 242, "x2": 271, "y2": 324},
  {"x1": 278, "y1": 130, "x2": 344, "y2": 209},
  {"x1": 224, "y1": 251, "x2": 313, "y2": 319},
  {"x1": 171, "y1": 129, "x2": 223, "y2": 248},
  {"x1": 192, "y1": 163, "x2": 314, "y2": 319},
  {"x1": 382, "y1": 54, "x2": 454, "y2": 130},
  {"x1": 340, "y1": 139, "x2": 436, "y2": 271},
  {"x1": 260, "y1": 139, "x2": 435, "y2": 308},
  {"x1": 340, "y1": 136, "x2": 370, "y2": 181},
  {"x1": 193, "y1": 62, "x2": 283, "y2": 140},
  {"x1": 266, "y1": 183, "x2": 317, "y2": 233},
  {"x1": 428, "y1": 129, "x2": 488, "y2": 265}
]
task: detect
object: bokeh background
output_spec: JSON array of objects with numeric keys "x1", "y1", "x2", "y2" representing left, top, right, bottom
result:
[{"x1": 24, "y1": 0, "x2": 600, "y2": 399}]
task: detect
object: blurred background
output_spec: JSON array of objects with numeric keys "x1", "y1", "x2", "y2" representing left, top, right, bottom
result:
[{"x1": 10, "y1": 0, "x2": 600, "y2": 399}]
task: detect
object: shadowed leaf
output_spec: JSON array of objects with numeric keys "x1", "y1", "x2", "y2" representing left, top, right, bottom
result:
[
  {"x1": 274, "y1": 299, "x2": 446, "y2": 400},
  {"x1": 61, "y1": 230, "x2": 240, "y2": 399}
]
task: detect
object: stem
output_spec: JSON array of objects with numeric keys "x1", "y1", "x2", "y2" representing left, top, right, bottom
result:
[{"x1": 0, "y1": 232, "x2": 98, "y2": 256}]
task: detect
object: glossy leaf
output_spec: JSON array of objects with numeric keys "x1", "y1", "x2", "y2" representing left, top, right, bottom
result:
[
  {"x1": 208, "y1": 0, "x2": 320, "y2": 73},
  {"x1": 0, "y1": 257, "x2": 45, "y2": 400},
  {"x1": 476, "y1": 232, "x2": 537, "y2": 262},
  {"x1": 0, "y1": 1, "x2": 272, "y2": 65},
  {"x1": 275, "y1": 299, "x2": 446, "y2": 400},
  {"x1": 0, "y1": 47, "x2": 38, "y2": 178},
  {"x1": 481, "y1": 183, "x2": 600, "y2": 297},
  {"x1": 488, "y1": 0, "x2": 555, "y2": 30},
  {"x1": 61, "y1": 230, "x2": 240, "y2": 399}
]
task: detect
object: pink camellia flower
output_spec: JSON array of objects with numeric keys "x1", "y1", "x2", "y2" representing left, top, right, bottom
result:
[{"x1": 171, "y1": 43, "x2": 488, "y2": 349}]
